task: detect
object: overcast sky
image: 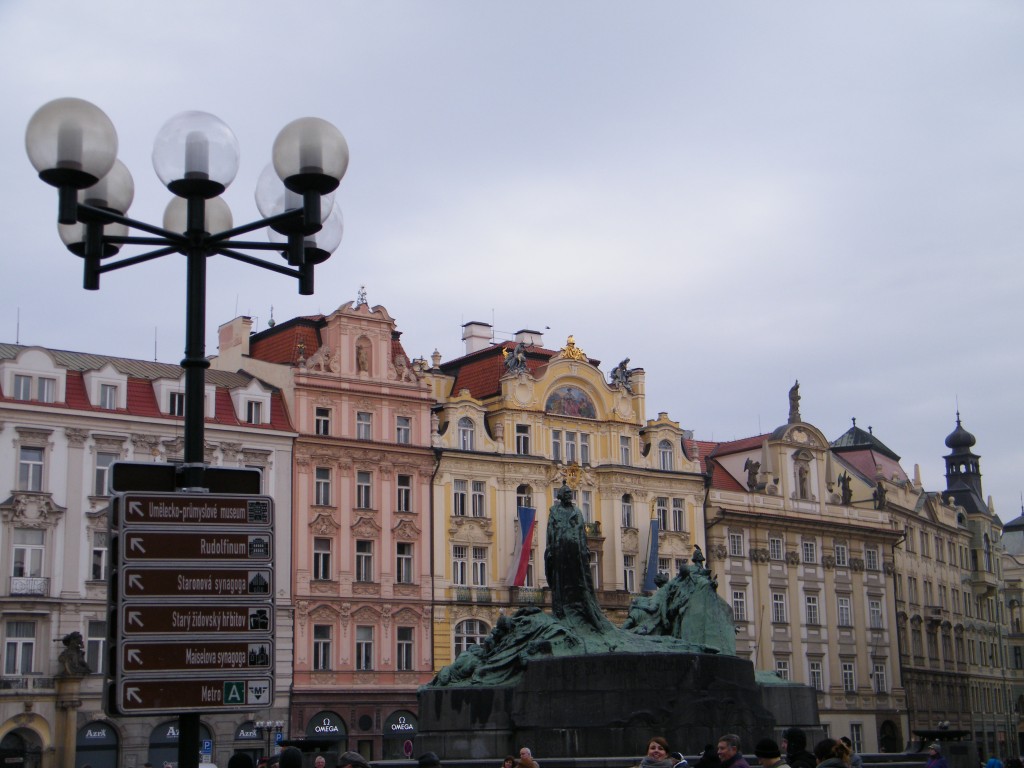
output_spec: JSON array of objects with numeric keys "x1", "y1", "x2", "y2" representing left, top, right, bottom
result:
[{"x1": 2, "y1": 2, "x2": 1022, "y2": 522}]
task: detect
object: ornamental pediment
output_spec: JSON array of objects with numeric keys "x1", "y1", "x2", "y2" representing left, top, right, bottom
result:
[
  {"x1": 1, "y1": 492, "x2": 66, "y2": 527},
  {"x1": 310, "y1": 511, "x2": 340, "y2": 535},
  {"x1": 352, "y1": 516, "x2": 381, "y2": 538},
  {"x1": 448, "y1": 516, "x2": 493, "y2": 542},
  {"x1": 352, "y1": 605, "x2": 380, "y2": 623},
  {"x1": 392, "y1": 519, "x2": 421, "y2": 540}
]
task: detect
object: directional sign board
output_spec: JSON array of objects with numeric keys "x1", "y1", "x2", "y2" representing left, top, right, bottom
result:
[{"x1": 112, "y1": 491, "x2": 275, "y2": 715}]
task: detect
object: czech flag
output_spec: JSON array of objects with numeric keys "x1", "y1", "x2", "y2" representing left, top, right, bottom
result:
[{"x1": 506, "y1": 507, "x2": 537, "y2": 586}]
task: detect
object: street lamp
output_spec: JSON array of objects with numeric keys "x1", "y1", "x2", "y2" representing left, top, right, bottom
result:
[
  {"x1": 255, "y1": 720, "x2": 285, "y2": 759},
  {"x1": 25, "y1": 97, "x2": 347, "y2": 768}
]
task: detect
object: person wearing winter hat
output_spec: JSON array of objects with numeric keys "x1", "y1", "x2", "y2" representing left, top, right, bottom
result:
[
  {"x1": 338, "y1": 751, "x2": 371, "y2": 768},
  {"x1": 781, "y1": 729, "x2": 815, "y2": 768},
  {"x1": 419, "y1": 752, "x2": 442, "y2": 768},
  {"x1": 926, "y1": 744, "x2": 949, "y2": 768},
  {"x1": 228, "y1": 754, "x2": 255, "y2": 768},
  {"x1": 754, "y1": 739, "x2": 788, "y2": 768},
  {"x1": 279, "y1": 747, "x2": 304, "y2": 768}
]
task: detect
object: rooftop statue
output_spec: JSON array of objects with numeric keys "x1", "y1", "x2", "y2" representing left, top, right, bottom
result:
[{"x1": 428, "y1": 484, "x2": 736, "y2": 687}]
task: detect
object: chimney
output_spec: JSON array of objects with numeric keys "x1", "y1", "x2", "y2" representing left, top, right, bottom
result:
[
  {"x1": 218, "y1": 316, "x2": 253, "y2": 356},
  {"x1": 514, "y1": 328, "x2": 543, "y2": 348},
  {"x1": 462, "y1": 321, "x2": 493, "y2": 355}
]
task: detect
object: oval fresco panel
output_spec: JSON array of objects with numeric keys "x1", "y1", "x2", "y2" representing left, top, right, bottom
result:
[{"x1": 545, "y1": 386, "x2": 597, "y2": 419}]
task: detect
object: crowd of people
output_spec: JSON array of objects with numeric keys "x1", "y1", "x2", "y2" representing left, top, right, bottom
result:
[{"x1": 629, "y1": 729, "x2": 865, "y2": 768}]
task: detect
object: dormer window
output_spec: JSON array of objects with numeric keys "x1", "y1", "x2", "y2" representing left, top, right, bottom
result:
[
  {"x1": 13, "y1": 376, "x2": 31, "y2": 400},
  {"x1": 13, "y1": 374, "x2": 57, "y2": 403},
  {"x1": 169, "y1": 392, "x2": 185, "y2": 417},
  {"x1": 246, "y1": 400, "x2": 263, "y2": 425},
  {"x1": 99, "y1": 384, "x2": 118, "y2": 410},
  {"x1": 458, "y1": 417, "x2": 475, "y2": 451},
  {"x1": 659, "y1": 440, "x2": 674, "y2": 471}
]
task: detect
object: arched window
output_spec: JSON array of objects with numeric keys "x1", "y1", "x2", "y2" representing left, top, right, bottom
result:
[
  {"x1": 516, "y1": 484, "x2": 532, "y2": 508},
  {"x1": 621, "y1": 494, "x2": 634, "y2": 528},
  {"x1": 454, "y1": 619, "x2": 489, "y2": 658},
  {"x1": 659, "y1": 440, "x2": 674, "y2": 471},
  {"x1": 458, "y1": 417, "x2": 475, "y2": 451}
]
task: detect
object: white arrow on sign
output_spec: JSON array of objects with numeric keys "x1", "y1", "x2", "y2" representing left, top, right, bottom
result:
[
  {"x1": 128, "y1": 611, "x2": 144, "y2": 627},
  {"x1": 127, "y1": 648, "x2": 143, "y2": 665},
  {"x1": 129, "y1": 500, "x2": 144, "y2": 518},
  {"x1": 127, "y1": 574, "x2": 144, "y2": 591},
  {"x1": 130, "y1": 537, "x2": 146, "y2": 554},
  {"x1": 126, "y1": 687, "x2": 142, "y2": 703}
]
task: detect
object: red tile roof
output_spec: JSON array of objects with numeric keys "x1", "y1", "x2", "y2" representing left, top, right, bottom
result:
[
  {"x1": 249, "y1": 318, "x2": 323, "y2": 364},
  {"x1": 836, "y1": 449, "x2": 909, "y2": 485},
  {"x1": 442, "y1": 342, "x2": 558, "y2": 400}
]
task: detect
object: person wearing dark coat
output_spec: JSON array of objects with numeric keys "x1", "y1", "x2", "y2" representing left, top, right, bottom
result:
[
  {"x1": 717, "y1": 734, "x2": 751, "y2": 768},
  {"x1": 782, "y1": 728, "x2": 816, "y2": 768}
]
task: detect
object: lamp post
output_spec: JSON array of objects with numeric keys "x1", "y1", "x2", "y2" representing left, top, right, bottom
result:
[
  {"x1": 255, "y1": 720, "x2": 284, "y2": 760},
  {"x1": 25, "y1": 97, "x2": 348, "y2": 768}
]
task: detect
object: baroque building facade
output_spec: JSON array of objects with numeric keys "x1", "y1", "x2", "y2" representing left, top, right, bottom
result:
[
  {"x1": 422, "y1": 323, "x2": 706, "y2": 673},
  {"x1": 0, "y1": 343, "x2": 295, "y2": 768},
  {"x1": 211, "y1": 300, "x2": 436, "y2": 760}
]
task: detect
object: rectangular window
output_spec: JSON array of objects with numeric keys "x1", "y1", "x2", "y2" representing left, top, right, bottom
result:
[
  {"x1": 355, "y1": 540, "x2": 373, "y2": 582},
  {"x1": 672, "y1": 498, "x2": 684, "y2": 532},
  {"x1": 357, "y1": 411, "x2": 372, "y2": 440},
  {"x1": 869, "y1": 599, "x2": 883, "y2": 629},
  {"x1": 658, "y1": 557, "x2": 671, "y2": 575},
  {"x1": 453, "y1": 480, "x2": 467, "y2": 516},
  {"x1": 4, "y1": 621, "x2": 35, "y2": 675},
  {"x1": 12, "y1": 529, "x2": 44, "y2": 578},
  {"x1": 729, "y1": 533, "x2": 744, "y2": 557},
  {"x1": 809, "y1": 660, "x2": 824, "y2": 691},
  {"x1": 872, "y1": 663, "x2": 887, "y2": 693},
  {"x1": 524, "y1": 550, "x2": 536, "y2": 588},
  {"x1": 315, "y1": 407, "x2": 331, "y2": 436},
  {"x1": 769, "y1": 537, "x2": 783, "y2": 561},
  {"x1": 805, "y1": 595, "x2": 820, "y2": 625},
  {"x1": 313, "y1": 537, "x2": 331, "y2": 580},
  {"x1": 313, "y1": 625, "x2": 331, "y2": 670},
  {"x1": 581, "y1": 490, "x2": 593, "y2": 522},
  {"x1": 565, "y1": 431, "x2": 578, "y2": 463},
  {"x1": 842, "y1": 661, "x2": 856, "y2": 692},
  {"x1": 452, "y1": 545, "x2": 468, "y2": 586},
  {"x1": 471, "y1": 481, "x2": 486, "y2": 518},
  {"x1": 245, "y1": 400, "x2": 262, "y2": 424},
  {"x1": 589, "y1": 550, "x2": 600, "y2": 590},
  {"x1": 838, "y1": 596, "x2": 853, "y2": 626},
  {"x1": 397, "y1": 626, "x2": 414, "y2": 671},
  {"x1": 850, "y1": 724, "x2": 863, "y2": 754},
  {"x1": 356, "y1": 626, "x2": 374, "y2": 670},
  {"x1": 471, "y1": 546, "x2": 488, "y2": 587},
  {"x1": 37, "y1": 377, "x2": 55, "y2": 403},
  {"x1": 91, "y1": 531, "x2": 108, "y2": 581},
  {"x1": 732, "y1": 590, "x2": 747, "y2": 622},
  {"x1": 580, "y1": 434, "x2": 591, "y2": 464},
  {"x1": 907, "y1": 577, "x2": 919, "y2": 604},
  {"x1": 656, "y1": 497, "x2": 669, "y2": 530},
  {"x1": 396, "y1": 474, "x2": 412, "y2": 512},
  {"x1": 13, "y1": 375, "x2": 31, "y2": 400},
  {"x1": 100, "y1": 383, "x2": 118, "y2": 409},
  {"x1": 169, "y1": 391, "x2": 185, "y2": 416},
  {"x1": 865, "y1": 546, "x2": 880, "y2": 571},
  {"x1": 18, "y1": 447, "x2": 44, "y2": 492},
  {"x1": 952, "y1": 589, "x2": 961, "y2": 614},
  {"x1": 834, "y1": 543, "x2": 848, "y2": 567},
  {"x1": 396, "y1": 542, "x2": 414, "y2": 584},
  {"x1": 920, "y1": 530, "x2": 929, "y2": 557},
  {"x1": 775, "y1": 659, "x2": 790, "y2": 680},
  {"x1": 356, "y1": 471, "x2": 372, "y2": 509},
  {"x1": 936, "y1": 536, "x2": 945, "y2": 562},
  {"x1": 86, "y1": 619, "x2": 106, "y2": 674},
  {"x1": 802, "y1": 541, "x2": 816, "y2": 564},
  {"x1": 620, "y1": 436, "x2": 632, "y2": 465},
  {"x1": 551, "y1": 430, "x2": 562, "y2": 461},
  {"x1": 772, "y1": 592, "x2": 787, "y2": 623},
  {"x1": 623, "y1": 554, "x2": 636, "y2": 592},
  {"x1": 396, "y1": 416, "x2": 411, "y2": 444},
  {"x1": 95, "y1": 451, "x2": 117, "y2": 496},
  {"x1": 315, "y1": 467, "x2": 331, "y2": 506}
]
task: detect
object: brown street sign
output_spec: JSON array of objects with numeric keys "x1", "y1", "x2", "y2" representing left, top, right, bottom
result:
[
  {"x1": 122, "y1": 531, "x2": 272, "y2": 562},
  {"x1": 121, "y1": 567, "x2": 273, "y2": 598},
  {"x1": 121, "y1": 639, "x2": 273, "y2": 673},
  {"x1": 120, "y1": 604, "x2": 273, "y2": 636},
  {"x1": 117, "y1": 676, "x2": 273, "y2": 713},
  {"x1": 119, "y1": 493, "x2": 272, "y2": 527}
]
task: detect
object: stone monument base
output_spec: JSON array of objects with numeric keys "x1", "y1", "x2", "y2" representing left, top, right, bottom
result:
[{"x1": 419, "y1": 652, "x2": 814, "y2": 758}]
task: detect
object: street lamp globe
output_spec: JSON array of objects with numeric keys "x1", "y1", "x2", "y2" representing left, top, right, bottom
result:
[
  {"x1": 152, "y1": 111, "x2": 240, "y2": 198},
  {"x1": 25, "y1": 97, "x2": 118, "y2": 190},
  {"x1": 163, "y1": 196, "x2": 233, "y2": 235},
  {"x1": 56, "y1": 159, "x2": 135, "y2": 257},
  {"x1": 272, "y1": 116, "x2": 349, "y2": 194}
]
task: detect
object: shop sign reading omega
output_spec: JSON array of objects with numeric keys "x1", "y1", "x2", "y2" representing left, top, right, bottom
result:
[{"x1": 112, "y1": 492, "x2": 275, "y2": 714}]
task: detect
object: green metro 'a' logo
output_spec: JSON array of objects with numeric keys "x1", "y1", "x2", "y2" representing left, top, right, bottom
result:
[{"x1": 224, "y1": 681, "x2": 245, "y2": 704}]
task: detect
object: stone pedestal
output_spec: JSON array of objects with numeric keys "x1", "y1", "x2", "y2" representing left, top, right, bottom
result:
[{"x1": 419, "y1": 652, "x2": 796, "y2": 758}]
